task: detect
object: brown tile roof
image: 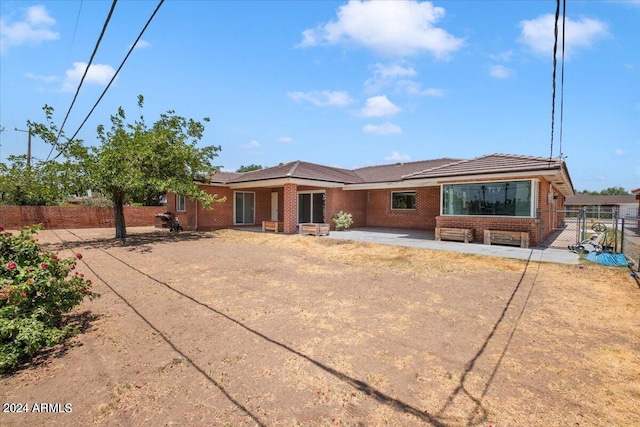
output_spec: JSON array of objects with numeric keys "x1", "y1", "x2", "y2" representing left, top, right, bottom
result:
[
  {"x1": 403, "y1": 153, "x2": 565, "y2": 179},
  {"x1": 207, "y1": 171, "x2": 243, "y2": 184},
  {"x1": 352, "y1": 158, "x2": 460, "y2": 183},
  {"x1": 226, "y1": 161, "x2": 363, "y2": 184},
  {"x1": 565, "y1": 194, "x2": 636, "y2": 206}
]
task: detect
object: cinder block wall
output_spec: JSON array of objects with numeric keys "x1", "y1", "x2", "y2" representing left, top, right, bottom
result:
[{"x1": 0, "y1": 205, "x2": 160, "y2": 230}]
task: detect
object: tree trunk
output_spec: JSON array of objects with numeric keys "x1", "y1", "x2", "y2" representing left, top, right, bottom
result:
[{"x1": 113, "y1": 192, "x2": 127, "y2": 239}]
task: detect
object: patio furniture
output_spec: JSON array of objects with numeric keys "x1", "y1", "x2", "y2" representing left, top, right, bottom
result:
[
  {"x1": 262, "y1": 220, "x2": 282, "y2": 233},
  {"x1": 299, "y1": 223, "x2": 330, "y2": 237},
  {"x1": 484, "y1": 230, "x2": 530, "y2": 248},
  {"x1": 435, "y1": 227, "x2": 475, "y2": 243}
]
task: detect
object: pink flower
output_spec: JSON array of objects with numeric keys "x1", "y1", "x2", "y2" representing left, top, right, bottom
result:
[
  {"x1": 0, "y1": 226, "x2": 4, "y2": 232},
  {"x1": 51, "y1": 254, "x2": 60, "y2": 262},
  {"x1": 76, "y1": 253, "x2": 83, "y2": 260},
  {"x1": 5, "y1": 261, "x2": 17, "y2": 270},
  {"x1": 40, "y1": 262, "x2": 48, "y2": 269}
]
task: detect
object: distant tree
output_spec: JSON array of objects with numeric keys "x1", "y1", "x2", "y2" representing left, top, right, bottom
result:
[
  {"x1": 29, "y1": 95, "x2": 224, "y2": 239},
  {"x1": 236, "y1": 164, "x2": 263, "y2": 173},
  {"x1": 578, "y1": 187, "x2": 629, "y2": 195}
]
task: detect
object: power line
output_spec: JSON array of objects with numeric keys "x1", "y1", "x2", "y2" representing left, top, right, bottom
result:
[
  {"x1": 559, "y1": 0, "x2": 566, "y2": 159},
  {"x1": 54, "y1": 0, "x2": 166, "y2": 160},
  {"x1": 48, "y1": 0, "x2": 118, "y2": 162},
  {"x1": 549, "y1": 0, "x2": 561, "y2": 162}
]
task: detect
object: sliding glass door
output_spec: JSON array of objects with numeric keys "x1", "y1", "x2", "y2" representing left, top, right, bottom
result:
[
  {"x1": 234, "y1": 192, "x2": 255, "y2": 224},
  {"x1": 298, "y1": 192, "x2": 325, "y2": 223}
]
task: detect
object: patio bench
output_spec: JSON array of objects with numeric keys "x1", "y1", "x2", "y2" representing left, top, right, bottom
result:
[
  {"x1": 484, "y1": 230, "x2": 530, "y2": 248},
  {"x1": 262, "y1": 220, "x2": 282, "y2": 233},
  {"x1": 435, "y1": 227, "x2": 475, "y2": 243},
  {"x1": 299, "y1": 223, "x2": 330, "y2": 237}
]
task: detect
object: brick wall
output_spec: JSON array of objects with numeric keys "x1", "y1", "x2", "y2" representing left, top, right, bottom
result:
[
  {"x1": 283, "y1": 183, "x2": 298, "y2": 233},
  {"x1": 436, "y1": 215, "x2": 541, "y2": 246},
  {"x1": 365, "y1": 186, "x2": 440, "y2": 230},
  {"x1": 325, "y1": 188, "x2": 367, "y2": 229},
  {"x1": 0, "y1": 205, "x2": 160, "y2": 230}
]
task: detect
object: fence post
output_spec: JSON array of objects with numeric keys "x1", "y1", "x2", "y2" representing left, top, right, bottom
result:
[
  {"x1": 581, "y1": 207, "x2": 587, "y2": 241},
  {"x1": 620, "y1": 217, "x2": 625, "y2": 254}
]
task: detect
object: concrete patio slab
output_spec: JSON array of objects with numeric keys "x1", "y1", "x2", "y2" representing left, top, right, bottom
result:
[{"x1": 325, "y1": 227, "x2": 580, "y2": 265}]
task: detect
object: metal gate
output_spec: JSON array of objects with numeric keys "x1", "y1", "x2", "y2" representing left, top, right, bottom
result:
[
  {"x1": 621, "y1": 216, "x2": 640, "y2": 271},
  {"x1": 541, "y1": 207, "x2": 620, "y2": 251}
]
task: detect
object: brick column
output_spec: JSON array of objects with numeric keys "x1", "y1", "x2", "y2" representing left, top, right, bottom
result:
[{"x1": 283, "y1": 183, "x2": 298, "y2": 234}]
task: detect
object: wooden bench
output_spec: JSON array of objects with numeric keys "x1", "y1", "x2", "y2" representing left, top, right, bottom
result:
[
  {"x1": 262, "y1": 220, "x2": 282, "y2": 233},
  {"x1": 299, "y1": 223, "x2": 330, "y2": 237},
  {"x1": 435, "y1": 227, "x2": 474, "y2": 243},
  {"x1": 484, "y1": 230, "x2": 530, "y2": 248}
]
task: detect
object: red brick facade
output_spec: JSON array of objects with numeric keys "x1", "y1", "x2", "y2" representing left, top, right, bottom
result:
[
  {"x1": 0, "y1": 205, "x2": 160, "y2": 230},
  {"x1": 365, "y1": 187, "x2": 440, "y2": 229}
]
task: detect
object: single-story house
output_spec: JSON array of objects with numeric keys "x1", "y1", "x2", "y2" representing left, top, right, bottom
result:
[
  {"x1": 632, "y1": 188, "x2": 640, "y2": 217},
  {"x1": 565, "y1": 194, "x2": 639, "y2": 218},
  {"x1": 167, "y1": 153, "x2": 575, "y2": 247}
]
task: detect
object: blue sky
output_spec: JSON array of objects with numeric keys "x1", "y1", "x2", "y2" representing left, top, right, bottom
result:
[{"x1": 0, "y1": 0, "x2": 638, "y2": 192}]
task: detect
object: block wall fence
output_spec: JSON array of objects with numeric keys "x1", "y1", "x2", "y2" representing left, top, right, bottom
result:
[{"x1": 0, "y1": 205, "x2": 161, "y2": 230}]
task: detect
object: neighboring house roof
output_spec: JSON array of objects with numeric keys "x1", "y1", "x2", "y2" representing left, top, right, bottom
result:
[
  {"x1": 352, "y1": 158, "x2": 460, "y2": 183},
  {"x1": 632, "y1": 188, "x2": 640, "y2": 196},
  {"x1": 226, "y1": 161, "x2": 363, "y2": 184},
  {"x1": 565, "y1": 194, "x2": 637, "y2": 206}
]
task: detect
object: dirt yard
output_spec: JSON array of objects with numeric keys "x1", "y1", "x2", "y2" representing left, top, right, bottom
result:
[{"x1": 2, "y1": 227, "x2": 639, "y2": 426}]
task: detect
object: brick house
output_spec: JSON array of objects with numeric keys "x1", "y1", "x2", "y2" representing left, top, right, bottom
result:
[{"x1": 167, "y1": 153, "x2": 575, "y2": 247}]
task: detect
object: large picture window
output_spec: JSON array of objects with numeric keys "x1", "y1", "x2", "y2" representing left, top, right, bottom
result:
[
  {"x1": 298, "y1": 192, "x2": 325, "y2": 223},
  {"x1": 442, "y1": 180, "x2": 534, "y2": 217},
  {"x1": 234, "y1": 192, "x2": 255, "y2": 224},
  {"x1": 391, "y1": 191, "x2": 416, "y2": 210}
]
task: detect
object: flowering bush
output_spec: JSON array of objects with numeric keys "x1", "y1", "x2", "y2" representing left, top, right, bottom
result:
[
  {"x1": 0, "y1": 224, "x2": 99, "y2": 373},
  {"x1": 332, "y1": 211, "x2": 354, "y2": 231}
]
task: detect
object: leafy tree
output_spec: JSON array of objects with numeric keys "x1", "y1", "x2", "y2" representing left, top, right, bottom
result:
[
  {"x1": 236, "y1": 164, "x2": 263, "y2": 173},
  {"x1": 578, "y1": 186, "x2": 629, "y2": 195},
  {"x1": 29, "y1": 95, "x2": 224, "y2": 239},
  {"x1": 0, "y1": 155, "x2": 85, "y2": 205}
]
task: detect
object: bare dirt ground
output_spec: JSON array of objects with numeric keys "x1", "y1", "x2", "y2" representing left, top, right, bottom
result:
[{"x1": 2, "y1": 227, "x2": 639, "y2": 426}]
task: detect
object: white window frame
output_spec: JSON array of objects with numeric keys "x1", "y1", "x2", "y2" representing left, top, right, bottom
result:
[
  {"x1": 176, "y1": 194, "x2": 186, "y2": 212},
  {"x1": 233, "y1": 191, "x2": 255, "y2": 225},
  {"x1": 391, "y1": 191, "x2": 417, "y2": 210}
]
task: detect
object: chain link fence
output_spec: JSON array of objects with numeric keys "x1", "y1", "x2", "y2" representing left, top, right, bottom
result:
[
  {"x1": 621, "y1": 217, "x2": 639, "y2": 271},
  {"x1": 541, "y1": 207, "x2": 619, "y2": 251}
]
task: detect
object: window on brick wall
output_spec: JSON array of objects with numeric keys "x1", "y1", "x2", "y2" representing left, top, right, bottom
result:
[
  {"x1": 391, "y1": 191, "x2": 416, "y2": 210},
  {"x1": 298, "y1": 192, "x2": 325, "y2": 223},
  {"x1": 442, "y1": 180, "x2": 535, "y2": 217},
  {"x1": 176, "y1": 195, "x2": 186, "y2": 212}
]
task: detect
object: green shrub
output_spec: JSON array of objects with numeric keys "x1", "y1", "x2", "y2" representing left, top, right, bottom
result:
[
  {"x1": 0, "y1": 224, "x2": 98, "y2": 373},
  {"x1": 332, "y1": 211, "x2": 354, "y2": 231}
]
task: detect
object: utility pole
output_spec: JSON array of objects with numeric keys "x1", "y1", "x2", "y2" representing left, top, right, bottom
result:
[{"x1": 15, "y1": 127, "x2": 32, "y2": 167}]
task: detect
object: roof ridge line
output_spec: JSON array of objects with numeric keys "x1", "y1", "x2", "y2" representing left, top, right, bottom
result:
[
  {"x1": 285, "y1": 160, "x2": 301, "y2": 176},
  {"x1": 401, "y1": 157, "x2": 471, "y2": 179}
]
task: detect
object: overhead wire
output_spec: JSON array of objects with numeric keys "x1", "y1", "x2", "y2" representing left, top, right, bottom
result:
[
  {"x1": 48, "y1": 0, "x2": 118, "y2": 161},
  {"x1": 53, "y1": 0, "x2": 165, "y2": 160},
  {"x1": 45, "y1": 0, "x2": 85, "y2": 162},
  {"x1": 549, "y1": 0, "x2": 561, "y2": 162},
  {"x1": 559, "y1": 0, "x2": 566, "y2": 159}
]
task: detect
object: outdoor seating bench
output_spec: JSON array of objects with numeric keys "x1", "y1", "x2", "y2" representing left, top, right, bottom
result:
[
  {"x1": 484, "y1": 230, "x2": 530, "y2": 248},
  {"x1": 262, "y1": 220, "x2": 282, "y2": 233},
  {"x1": 299, "y1": 223, "x2": 330, "y2": 237},
  {"x1": 435, "y1": 227, "x2": 475, "y2": 243}
]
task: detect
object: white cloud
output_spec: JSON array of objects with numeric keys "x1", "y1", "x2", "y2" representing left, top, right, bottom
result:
[
  {"x1": 384, "y1": 151, "x2": 411, "y2": 161},
  {"x1": 365, "y1": 63, "x2": 417, "y2": 92},
  {"x1": 287, "y1": 90, "x2": 354, "y2": 107},
  {"x1": 358, "y1": 95, "x2": 402, "y2": 118},
  {"x1": 61, "y1": 62, "x2": 116, "y2": 92},
  {"x1": 396, "y1": 80, "x2": 445, "y2": 97},
  {"x1": 518, "y1": 14, "x2": 609, "y2": 57},
  {"x1": 241, "y1": 140, "x2": 261, "y2": 149},
  {"x1": 297, "y1": 0, "x2": 463, "y2": 58},
  {"x1": 0, "y1": 5, "x2": 60, "y2": 54},
  {"x1": 490, "y1": 65, "x2": 514, "y2": 79},
  {"x1": 363, "y1": 123, "x2": 402, "y2": 135},
  {"x1": 490, "y1": 49, "x2": 514, "y2": 62},
  {"x1": 278, "y1": 136, "x2": 294, "y2": 143},
  {"x1": 25, "y1": 72, "x2": 59, "y2": 83},
  {"x1": 614, "y1": 149, "x2": 625, "y2": 156},
  {"x1": 132, "y1": 39, "x2": 151, "y2": 50}
]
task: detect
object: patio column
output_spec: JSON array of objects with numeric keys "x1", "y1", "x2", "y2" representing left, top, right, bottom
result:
[{"x1": 283, "y1": 183, "x2": 298, "y2": 234}]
